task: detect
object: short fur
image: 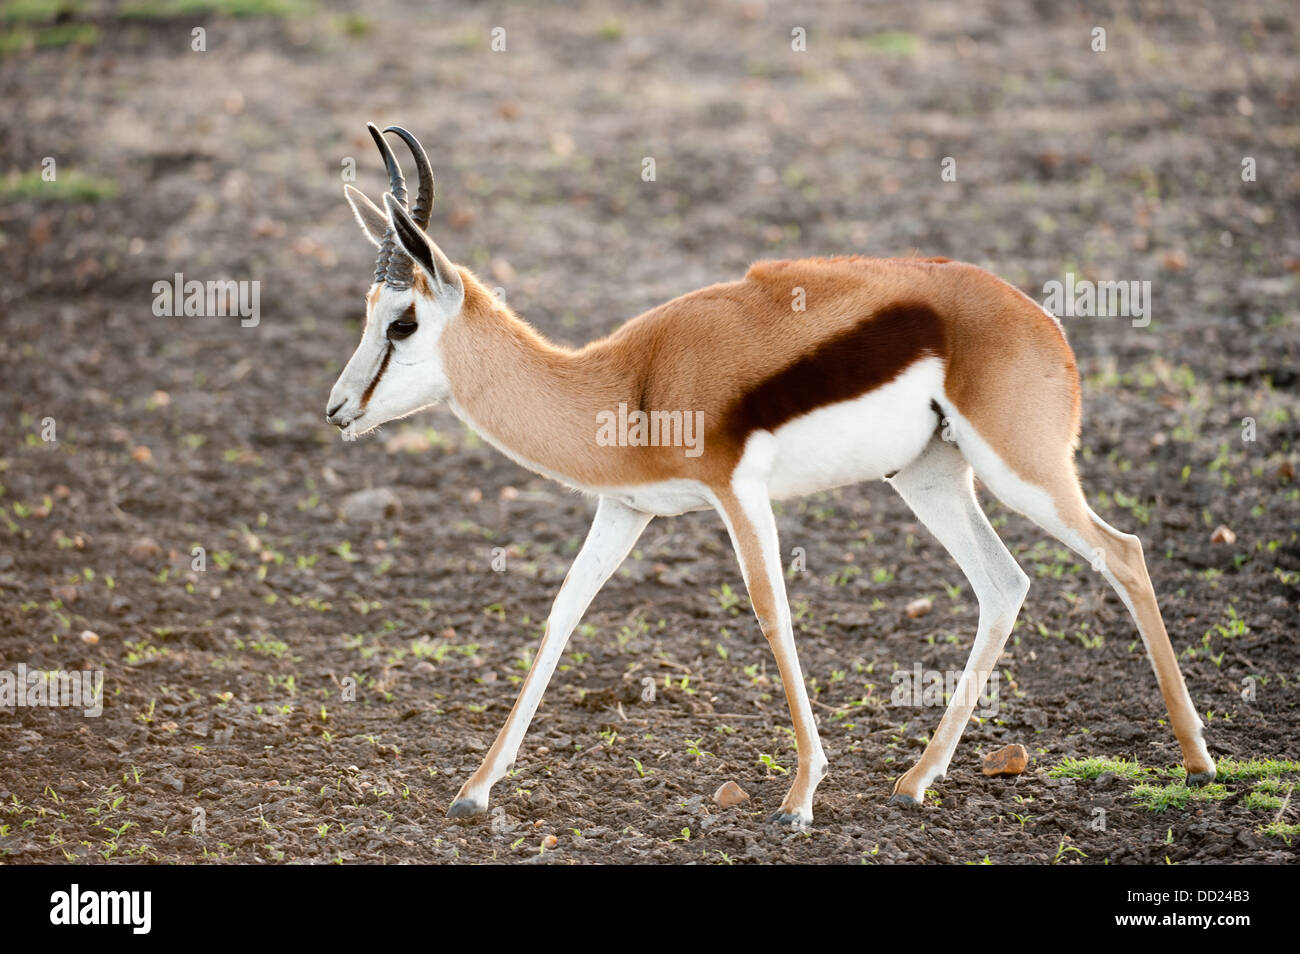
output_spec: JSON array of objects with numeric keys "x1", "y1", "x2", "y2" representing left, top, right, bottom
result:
[
  {"x1": 437, "y1": 256, "x2": 1079, "y2": 494},
  {"x1": 326, "y1": 142, "x2": 1213, "y2": 827}
]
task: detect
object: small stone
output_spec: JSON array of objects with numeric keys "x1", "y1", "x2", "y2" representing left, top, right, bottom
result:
[
  {"x1": 713, "y1": 780, "x2": 750, "y2": 808},
  {"x1": 80, "y1": 629, "x2": 99, "y2": 645},
  {"x1": 905, "y1": 597, "x2": 933, "y2": 619},
  {"x1": 340, "y1": 487, "x2": 401, "y2": 523},
  {"x1": 541, "y1": 834, "x2": 558, "y2": 850},
  {"x1": 128, "y1": 536, "x2": 162, "y2": 563},
  {"x1": 1210, "y1": 525, "x2": 1236, "y2": 545},
  {"x1": 981, "y1": 743, "x2": 1029, "y2": 777},
  {"x1": 131, "y1": 445, "x2": 152, "y2": 463}
]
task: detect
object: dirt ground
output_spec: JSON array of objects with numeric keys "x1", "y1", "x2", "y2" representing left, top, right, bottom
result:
[{"x1": 1, "y1": 1, "x2": 1297, "y2": 864}]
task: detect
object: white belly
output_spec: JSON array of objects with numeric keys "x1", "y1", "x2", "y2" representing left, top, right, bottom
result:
[
  {"x1": 598, "y1": 357, "x2": 945, "y2": 513},
  {"x1": 600, "y1": 478, "x2": 714, "y2": 516},
  {"x1": 757, "y1": 356, "x2": 944, "y2": 499}
]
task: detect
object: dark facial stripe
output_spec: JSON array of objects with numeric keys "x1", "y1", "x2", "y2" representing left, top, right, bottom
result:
[
  {"x1": 723, "y1": 303, "x2": 948, "y2": 445},
  {"x1": 360, "y1": 342, "x2": 393, "y2": 409}
]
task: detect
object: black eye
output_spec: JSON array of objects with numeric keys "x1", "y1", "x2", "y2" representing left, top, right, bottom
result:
[{"x1": 387, "y1": 318, "x2": 417, "y2": 340}]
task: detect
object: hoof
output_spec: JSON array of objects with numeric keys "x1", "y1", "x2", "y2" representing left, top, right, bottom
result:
[
  {"x1": 768, "y1": 811, "x2": 810, "y2": 828},
  {"x1": 446, "y1": 797, "x2": 486, "y2": 819},
  {"x1": 888, "y1": 792, "x2": 921, "y2": 809},
  {"x1": 1186, "y1": 768, "x2": 1216, "y2": 788}
]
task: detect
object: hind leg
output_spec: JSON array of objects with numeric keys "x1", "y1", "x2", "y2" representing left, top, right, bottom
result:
[
  {"x1": 715, "y1": 480, "x2": 828, "y2": 827},
  {"x1": 887, "y1": 437, "x2": 1031, "y2": 805},
  {"x1": 951, "y1": 418, "x2": 1216, "y2": 784}
]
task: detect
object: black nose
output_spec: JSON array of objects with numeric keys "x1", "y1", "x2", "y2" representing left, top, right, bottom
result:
[{"x1": 327, "y1": 400, "x2": 346, "y2": 420}]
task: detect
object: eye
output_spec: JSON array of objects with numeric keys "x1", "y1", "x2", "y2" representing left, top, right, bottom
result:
[{"x1": 387, "y1": 318, "x2": 418, "y2": 341}]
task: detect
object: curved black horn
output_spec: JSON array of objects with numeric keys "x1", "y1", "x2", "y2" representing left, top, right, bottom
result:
[
  {"x1": 366, "y1": 122, "x2": 412, "y2": 287},
  {"x1": 382, "y1": 126, "x2": 434, "y2": 231}
]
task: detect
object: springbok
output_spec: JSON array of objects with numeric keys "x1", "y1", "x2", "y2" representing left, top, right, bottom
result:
[{"x1": 326, "y1": 123, "x2": 1215, "y2": 826}]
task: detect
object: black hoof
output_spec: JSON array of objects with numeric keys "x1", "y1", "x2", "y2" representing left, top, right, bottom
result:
[
  {"x1": 446, "y1": 798, "x2": 486, "y2": 819},
  {"x1": 888, "y1": 792, "x2": 920, "y2": 809},
  {"x1": 1186, "y1": 769, "x2": 1216, "y2": 788},
  {"x1": 768, "y1": 811, "x2": 809, "y2": 828}
]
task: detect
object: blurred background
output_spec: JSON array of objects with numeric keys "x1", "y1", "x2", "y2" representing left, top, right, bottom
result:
[{"x1": 0, "y1": 1, "x2": 1296, "y2": 864}]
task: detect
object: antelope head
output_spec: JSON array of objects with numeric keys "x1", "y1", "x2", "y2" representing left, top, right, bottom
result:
[{"x1": 326, "y1": 123, "x2": 465, "y2": 438}]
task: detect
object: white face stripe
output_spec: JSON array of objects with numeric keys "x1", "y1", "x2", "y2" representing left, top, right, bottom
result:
[
  {"x1": 327, "y1": 282, "x2": 458, "y2": 437},
  {"x1": 358, "y1": 341, "x2": 393, "y2": 410}
]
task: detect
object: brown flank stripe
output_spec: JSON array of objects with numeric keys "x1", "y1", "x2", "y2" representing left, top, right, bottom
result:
[{"x1": 723, "y1": 303, "x2": 948, "y2": 445}]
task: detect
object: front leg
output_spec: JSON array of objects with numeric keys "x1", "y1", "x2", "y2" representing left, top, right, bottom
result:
[
  {"x1": 715, "y1": 482, "x2": 828, "y2": 828},
  {"x1": 447, "y1": 496, "x2": 652, "y2": 818}
]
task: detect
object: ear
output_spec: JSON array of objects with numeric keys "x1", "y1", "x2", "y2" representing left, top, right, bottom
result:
[
  {"x1": 383, "y1": 192, "x2": 465, "y2": 301},
  {"x1": 344, "y1": 184, "x2": 389, "y2": 248}
]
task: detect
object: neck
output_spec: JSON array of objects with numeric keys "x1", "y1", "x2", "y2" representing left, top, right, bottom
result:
[{"x1": 441, "y1": 275, "x2": 633, "y2": 489}]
